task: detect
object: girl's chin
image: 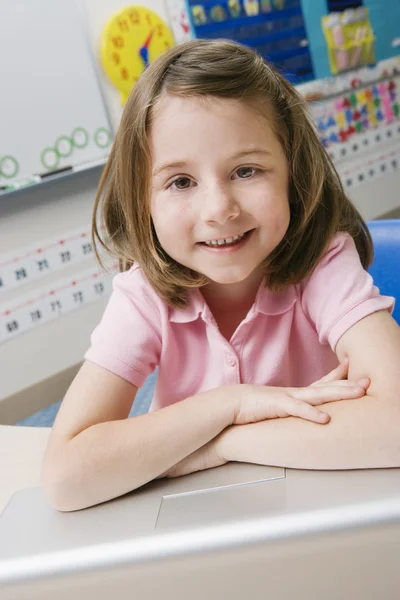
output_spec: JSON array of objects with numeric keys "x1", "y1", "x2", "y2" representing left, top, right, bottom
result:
[{"x1": 200, "y1": 268, "x2": 257, "y2": 286}]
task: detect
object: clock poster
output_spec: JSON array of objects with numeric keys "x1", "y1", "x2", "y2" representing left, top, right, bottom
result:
[{"x1": 101, "y1": 6, "x2": 175, "y2": 104}]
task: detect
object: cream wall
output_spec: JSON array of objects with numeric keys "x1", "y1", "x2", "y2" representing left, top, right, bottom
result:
[{"x1": 1, "y1": 0, "x2": 400, "y2": 412}]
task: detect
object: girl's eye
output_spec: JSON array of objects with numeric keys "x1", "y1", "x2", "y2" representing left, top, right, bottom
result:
[
  {"x1": 235, "y1": 166, "x2": 257, "y2": 179},
  {"x1": 169, "y1": 177, "x2": 192, "y2": 190}
]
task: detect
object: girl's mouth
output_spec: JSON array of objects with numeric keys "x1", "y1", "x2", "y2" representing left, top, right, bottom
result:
[{"x1": 198, "y1": 229, "x2": 255, "y2": 251}]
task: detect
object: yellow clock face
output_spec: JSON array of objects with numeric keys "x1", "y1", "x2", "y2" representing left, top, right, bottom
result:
[{"x1": 101, "y1": 6, "x2": 175, "y2": 104}]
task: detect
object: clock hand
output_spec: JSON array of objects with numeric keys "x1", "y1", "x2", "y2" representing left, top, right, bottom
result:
[
  {"x1": 143, "y1": 28, "x2": 155, "y2": 49},
  {"x1": 139, "y1": 29, "x2": 154, "y2": 67}
]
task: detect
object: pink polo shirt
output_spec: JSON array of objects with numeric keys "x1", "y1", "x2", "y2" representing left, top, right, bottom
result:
[{"x1": 85, "y1": 233, "x2": 394, "y2": 411}]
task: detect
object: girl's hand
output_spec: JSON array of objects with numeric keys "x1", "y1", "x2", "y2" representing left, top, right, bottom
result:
[{"x1": 232, "y1": 362, "x2": 370, "y2": 426}]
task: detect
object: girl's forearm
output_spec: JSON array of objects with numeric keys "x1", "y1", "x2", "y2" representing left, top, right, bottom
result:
[
  {"x1": 215, "y1": 396, "x2": 400, "y2": 470},
  {"x1": 158, "y1": 439, "x2": 227, "y2": 479},
  {"x1": 43, "y1": 387, "x2": 234, "y2": 512}
]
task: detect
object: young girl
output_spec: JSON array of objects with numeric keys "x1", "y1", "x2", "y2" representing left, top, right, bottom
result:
[{"x1": 42, "y1": 39, "x2": 400, "y2": 512}]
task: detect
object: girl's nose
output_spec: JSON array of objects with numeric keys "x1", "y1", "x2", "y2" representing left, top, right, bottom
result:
[{"x1": 200, "y1": 183, "x2": 240, "y2": 224}]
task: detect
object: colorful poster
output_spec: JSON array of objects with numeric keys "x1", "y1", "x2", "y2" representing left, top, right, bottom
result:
[{"x1": 186, "y1": 0, "x2": 315, "y2": 82}]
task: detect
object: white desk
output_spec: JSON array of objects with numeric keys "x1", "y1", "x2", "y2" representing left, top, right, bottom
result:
[{"x1": 0, "y1": 426, "x2": 50, "y2": 515}]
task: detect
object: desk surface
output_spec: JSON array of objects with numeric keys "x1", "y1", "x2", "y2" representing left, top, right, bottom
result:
[
  {"x1": 2, "y1": 425, "x2": 400, "y2": 520},
  {"x1": 0, "y1": 426, "x2": 50, "y2": 515}
]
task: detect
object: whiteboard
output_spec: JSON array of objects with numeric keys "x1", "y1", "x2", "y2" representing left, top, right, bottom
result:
[{"x1": 0, "y1": 0, "x2": 113, "y2": 187}]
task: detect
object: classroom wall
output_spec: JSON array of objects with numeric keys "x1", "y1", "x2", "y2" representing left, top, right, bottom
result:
[{"x1": 1, "y1": 0, "x2": 400, "y2": 413}]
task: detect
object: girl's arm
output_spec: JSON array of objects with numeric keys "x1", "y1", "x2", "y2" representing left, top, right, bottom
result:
[
  {"x1": 42, "y1": 360, "x2": 365, "y2": 511},
  {"x1": 42, "y1": 360, "x2": 233, "y2": 512},
  {"x1": 157, "y1": 360, "x2": 366, "y2": 478},
  {"x1": 216, "y1": 311, "x2": 400, "y2": 470}
]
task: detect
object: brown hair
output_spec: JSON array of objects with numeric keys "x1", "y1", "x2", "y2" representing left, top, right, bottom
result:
[{"x1": 92, "y1": 38, "x2": 373, "y2": 308}]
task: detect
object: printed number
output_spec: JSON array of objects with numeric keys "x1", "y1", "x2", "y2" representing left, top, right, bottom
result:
[
  {"x1": 121, "y1": 67, "x2": 129, "y2": 81},
  {"x1": 6, "y1": 320, "x2": 19, "y2": 333},
  {"x1": 128, "y1": 10, "x2": 140, "y2": 25},
  {"x1": 164, "y1": 40, "x2": 171, "y2": 49},
  {"x1": 15, "y1": 268, "x2": 27, "y2": 281},
  {"x1": 117, "y1": 18, "x2": 129, "y2": 32},
  {"x1": 36, "y1": 259, "x2": 49, "y2": 272},
  {"x1": 30, "y1": 310, "x2": 42, "y2": 322},
  {"x1": 60, "y1": 251, "x2": 71, "y2": 263},
  {"x1": 94, "y1": 282, "x2": 104, "y2": 295},
  {"x1": 50, "y1": 300, "x2": 62, "y2": 312},
  {"x1": 156, "y1": 24, "x2": 164, "y2": 37},
  {"x1": 82, "y1": 242, "x2": 93, "y2": 255},
  {"x1": 73, "y1": 291, "x2": 84, "y2": 304},
  {"x1": 112, "y1": 36, "x2": 124, "y2": 49},
  {"x1": 146, "y1": 14, "x2": 152, "y2": 26},
  {"x1": 112, "y1": 52, "x2": 120, "y2": 65}
]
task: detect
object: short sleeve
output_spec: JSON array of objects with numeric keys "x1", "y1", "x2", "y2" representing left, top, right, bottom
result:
[
  {"x1": 301, "y1": 233, "x2": 395, "y2": 350},
  {"x1": 84, "y1": 266, "x2": 162, "y2": 387}
]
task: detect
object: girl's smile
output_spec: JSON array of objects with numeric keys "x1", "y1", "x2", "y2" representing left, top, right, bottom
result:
[{"x1": 197, "y1": 228, "x2": 255, "y2": 252}]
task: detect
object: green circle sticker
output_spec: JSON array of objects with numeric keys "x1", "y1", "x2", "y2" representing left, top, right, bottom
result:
[
  {"x1": 41, "y1": 147, "x2": 60, "y2": 170},
  {"x1": 0, "y1": 155, "x2": 19, "y2": 179},
  {"x1": 55, "y1": 136, "x2": 73, "y2": 158},
  {"x1": 94, "y1": 128, "x2": 112, "y2": 149},
  {"x1": 71, "y1": 127, "x2": 89, "y2": 149}
]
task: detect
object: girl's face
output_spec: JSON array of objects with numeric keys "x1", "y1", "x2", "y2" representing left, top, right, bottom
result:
[{"x1": 150, "y1": 95, "x2": 290, "y2": 291}]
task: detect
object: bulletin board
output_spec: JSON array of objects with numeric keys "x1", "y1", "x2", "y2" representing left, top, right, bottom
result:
[
  {"x1": 185, "y1": 0, "x2": 315, "y2": 83},
  {"x1": 0, "y1": 0, "x2": 113, "y2": 192},
  {"x1": 179, "y1": 0, "x2": 400, "y2": 83},
  {"x1": 301, "y1": 0, "x2": 400, "y2": 81}
]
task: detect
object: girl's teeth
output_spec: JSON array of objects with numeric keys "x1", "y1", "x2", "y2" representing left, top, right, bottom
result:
[{"x1": 204, "y1": 232, "x2": 246, "y2": 246}]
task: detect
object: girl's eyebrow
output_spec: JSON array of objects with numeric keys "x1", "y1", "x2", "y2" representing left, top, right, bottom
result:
[
  {"x1": 152, "y1": 161, "x2": 188, "y2": 177},
  {"x1": 152, "y1": 149, "x2": 272, "y2": 178},
  {"x1": 231, "y1": 149, "x2": 272, "y2": 159}
]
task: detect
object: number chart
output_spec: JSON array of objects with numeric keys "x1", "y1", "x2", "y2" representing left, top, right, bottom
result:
[
  {"x1": 0, "y1": 226, "x2": 101, "y2": 294},
  {"x1": 0, "y1": 224, "x2": 115, "y2": 345},
  {"x1": 0, "y1": 264, "x2": 117, "y2": 346}
]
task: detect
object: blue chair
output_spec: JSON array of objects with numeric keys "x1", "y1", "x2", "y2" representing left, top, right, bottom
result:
[{"x1": 367, "y1": 219, "x2": 400, "y2": 324}]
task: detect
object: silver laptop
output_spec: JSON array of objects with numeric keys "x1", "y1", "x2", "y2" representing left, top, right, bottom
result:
[{"x1": 1, "y1": 463, "x2": 400, "y2": 599}]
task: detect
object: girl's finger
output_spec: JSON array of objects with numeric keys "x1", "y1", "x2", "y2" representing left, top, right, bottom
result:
[
  {"x1": 292, "y1": 382, "x2": 367, "y2": 405},
  {"x1": 313, "y1": 378, "x2": 370, "y2": 389},
  {"x1": 310, "y1": 359, "x2": 349, "y2": 386},
  {"x1": 283, "y1": 399, "x2": 330, "y2": 424}
]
